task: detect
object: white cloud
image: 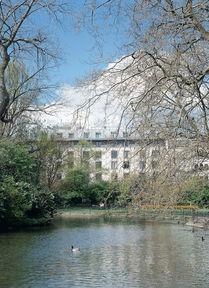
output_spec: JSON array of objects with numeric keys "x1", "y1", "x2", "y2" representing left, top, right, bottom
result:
[
  {"x1": 35, "y1": 82, "x2": 122, "y2": 130},
  {"x1": 36, "y1": 55, "x2": 139, "y2": 131}
]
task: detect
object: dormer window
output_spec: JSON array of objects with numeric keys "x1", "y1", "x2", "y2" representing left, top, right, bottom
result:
[
  {"x1": 68, "y1": 133, "x2": 74, "y2": 139},
  {"x1": 84, "y1": 132, "x2": 89, "y2": 138},
  {"x1": 124, "y1": 150, "x2": 129, "y2": 158},
  {"x1": 95, "y1": 132, "x2": 101, "y2": 139},
  {"x1": 123, "y1": 161, "x2": 130, "y2": 169},
  {"x1": 111, "y1": 132, "x2": 117, "y2": 139},
  {"x1": 111, "y1": 150, "x2": 118, "y2": 159},
  {"x1": 56, "y1": 133, "x2": 63, "y2": 139}
]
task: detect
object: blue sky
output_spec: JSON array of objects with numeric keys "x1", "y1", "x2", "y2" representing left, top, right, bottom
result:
[
  {"x1": 53, "y1": 28, "x2": 111, "y2": 85},
  {"x1": 47, "y1": 3, "x2": 130, "y2": 86},
  {"x1": 35, "y1": 2, "x2": 132, "y2": 127}
]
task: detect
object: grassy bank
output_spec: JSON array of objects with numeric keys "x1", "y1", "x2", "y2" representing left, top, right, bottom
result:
[
  {"x1": 56, "y1": 207, "x2": 129, "y2": 219},
  {"x1": 56, "y1": 207, "x2": 209, "y2": 224}
]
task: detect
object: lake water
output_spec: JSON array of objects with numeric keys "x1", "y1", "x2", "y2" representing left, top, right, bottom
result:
[{"x1": 0, "y1": 217, "x2": 209, "y2": 288}]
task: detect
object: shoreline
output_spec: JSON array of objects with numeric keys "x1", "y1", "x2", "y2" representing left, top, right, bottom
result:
[
  {"x1": 55, "y1": 207, "x2": 209, "y2": 228},
  {"x1": 2, "y1": 208, "x2": 209, "y2": 232}
]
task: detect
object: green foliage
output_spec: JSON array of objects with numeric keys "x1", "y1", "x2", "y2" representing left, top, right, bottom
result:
[
  {"x1": 180, "y1": 177, "x2": 209, "y2": 208},
  {"x1": 28, "y1": 187, "x2": 55, "y2": 219},
  {"x1": 58, "y1": 167, "x2": 90, "y2": 206},
  {"x1": 0, "y1": 141, "x2": 34, "y2": 183},
  {"x1": 57, "y1": 167, "x2": 132, "y2": 208},
  {"x1": 33, "y1": 132, "x2": 63, "y2": 188},
  {"x1": 88, "y1": 181, "x2": 110, "y2": 204},
  {"x1": 0, "y1": 140, "x2": 56, "y2": 229},
  {"x1": 0, "y1": 176, "x2": 32, "y2": 225},
  {"x1": 104, "y1": 181, "x2": 121, "y2": 207},
  {"x1": 116, "y1": 179, "x2": 132, "y2": 207}
]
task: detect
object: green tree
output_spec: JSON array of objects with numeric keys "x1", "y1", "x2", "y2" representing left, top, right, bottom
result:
[
  {"x1": 32, "y1": 132, "x2": 63, "y2": 189},
  {"x1": 0, "y1": 140, "x2": 56, "y2": 229},
  {"x1": 180, "y1": 176, "x2": 209, "y2": 208},
  {"x1": 0, "y1": 140, "x2": 34, "y2": 183},
  {"x1": 0, "y1": 176, "x2": 32, "y2": 226},
  {"x1": 59, "y1": 166, "x2": 90, "y2": 206},
  {"x1": 88, "y1": 181, "x2": 109, "y2": 204}
]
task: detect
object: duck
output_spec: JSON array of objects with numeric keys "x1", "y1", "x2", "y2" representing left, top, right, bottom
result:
[{"x1": 71, "y1": 245, "x2": 80, "y2": 252}]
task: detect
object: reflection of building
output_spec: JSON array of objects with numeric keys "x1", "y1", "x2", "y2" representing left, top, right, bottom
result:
[{"x1": 52, "y1": 125, "x2": 209, "y2": 181}]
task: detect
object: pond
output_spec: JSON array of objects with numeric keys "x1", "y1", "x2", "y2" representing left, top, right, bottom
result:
[{"x1": 0, "y1": 217, "x2": 209, "y2": 288}]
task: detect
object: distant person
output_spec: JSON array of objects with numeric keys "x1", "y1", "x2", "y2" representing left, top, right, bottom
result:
[
  {"x1": 99, "y1": 202, "x2": 105, "y2": 208},
  {"x1": 202, "y1": 236, "x2": 205, "y2": 242}
]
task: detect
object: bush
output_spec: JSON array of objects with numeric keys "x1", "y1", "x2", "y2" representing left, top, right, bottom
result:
[
  {"x1": 0, "y1": 141, "x2": 56, "y2": 229},
  {"x1": 0, "y1": 176, "x2": 32, "y2": 226},
  {"x1": 180, "y1": 177, "x2": 209, "y2": 208},
  {"x1": 58, "y1": 167, "x2": 90, "y2": 206},
  {"x1": 57, "y1": 167, "x2": 128, "y2": 207},
  {"x1": 27, "y1": 187, "x2": 55, "y2": 219},
  {"x1": 88, "y1": 181, "x2": 110, "y2": 204}
]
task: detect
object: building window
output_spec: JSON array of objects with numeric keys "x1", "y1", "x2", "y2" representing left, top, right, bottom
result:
[
  {"x1": 139, "y1": 160, "x2": 146, "y2": 171},
  {"x1": 82, "y1": 151, "x2": 90, "y2": 167},
  {"x1": 123, "y1": 132, "x2": 128, "y2": 138},
  {"x1": 111, "y1": 150, "x2": 118, "y2": 159},
  {"x1": 124, "y1": 150, "x2": 129, "y2": 158},
  {"x1": 95, "y1": 161, "x2": 102, "y2": 170},
  {"x1": 68, "y1": 133, "x2": 74, "y2": 139},
  {"x1": 95, "y1": 132, "x2": 101, "y2": 139},
  {"x1": 123, "y1": 172, "x2": 130, "y2": 179},
  {"x1": 197, "y1": 149, "x2": 208, "y2": 158},
  {"x1": 151, "y1": 160, "x2": 158, "y2": 169},
  {"x1": 194, "y1": 164, "x2": 199, "y2": 171},
  {"x1": 204, "y1": 164, "x2": 209, "y2": 170},
  {"x1": 95, "y1": 173, "x2": 102, "y2": 181},
  {"x1": 111, "y1": 161, "x2": 118, "y2": 170},
  {"x1": 123, "y1": 161, "x2": 130, "y2": 169},
  {"x1": 57, "y1": 173, "x2": 62, "y2": 180},
  {"x1": 111, "y1": 132, "x2": 117, "y2": 138},
  {"x1": 194, "y1": 163, "x2": 209, "y2": 171},
  {"x1": 94, "y1": 151, "x2": 102, "y2": 159},
  {"x1": 111, "y1": 172, "x2": 118, "y2": 181},
  {"x1": 84, "y1": 132, "x2": 90, "y2": 138},
  {"x1": 68, "y1": 161, "x2": 74, "y2": 168},
  {"x1": 56, "y1": 133, "x2": 63, "y2": 139},
  {"x1": 67, "y1": 151, "x2": 74, "y2": 168},
  {"x1": 140, "y1": 150, "x2": 146, "y2": 159},
  {"x1": 111, "y1": 141, "x2": 118, "y2": 147},
  {"x1": 83, "y1": 151, "x2": 90, "y2": 159},
  {"x1": 68, "y1": 151, "x2": 74, "y2": 158},
  {"x1": 95, "y1": 141, "x2": 102, "y2": 147},
  {"x1": 152, "y1": 150, "x2": 160, "y2": 157}
]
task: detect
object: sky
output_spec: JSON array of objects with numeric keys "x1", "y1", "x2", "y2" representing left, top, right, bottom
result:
[
  {"x1": 37, "y1": 2, "x2": 131, "y2": 128},
  {"x1": 49, "y1": 2, "x2": 130, "y2": 86}
]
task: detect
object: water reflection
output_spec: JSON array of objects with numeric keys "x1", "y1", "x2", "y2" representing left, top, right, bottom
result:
[{"x1": 0, "y1": 219, "x2": 209, "y2": 288}]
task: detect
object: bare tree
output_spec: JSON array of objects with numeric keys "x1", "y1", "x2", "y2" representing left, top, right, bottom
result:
[
  {"x1": 0, "y1": 60, "x2": 57, "y2": 138},
  {"x1": 73, "y1": 1, "x2": 209, "y2": 206},
  {"x1": 78, "y1": 1, "x2": 209, "y2": 142},
  {"x1": 0, "y1": 0, "x2": 71, "y2": 123}
]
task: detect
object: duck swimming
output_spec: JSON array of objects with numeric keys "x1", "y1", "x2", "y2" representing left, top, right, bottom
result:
[{"x1": 71, "y1": 245, "x2": 80, "y2": 252}]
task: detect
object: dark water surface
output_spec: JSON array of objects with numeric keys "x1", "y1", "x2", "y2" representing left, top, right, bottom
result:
[{"x1": 0, "y1": 218, "x2": 209, "y2": 288}]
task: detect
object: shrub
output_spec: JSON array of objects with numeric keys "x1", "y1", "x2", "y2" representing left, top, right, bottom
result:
[{"x1": 0, "y1": 140, "x2": 56, "y2": 229}]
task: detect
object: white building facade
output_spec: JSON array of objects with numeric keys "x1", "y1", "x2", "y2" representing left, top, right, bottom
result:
[{"x1": 51, "y1": 125, "x2": 209, "y2": 181}]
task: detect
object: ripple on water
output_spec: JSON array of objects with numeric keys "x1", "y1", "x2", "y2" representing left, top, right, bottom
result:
[{"x1": 0, "y1": 220, "x2": 209, "y2": 288}]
